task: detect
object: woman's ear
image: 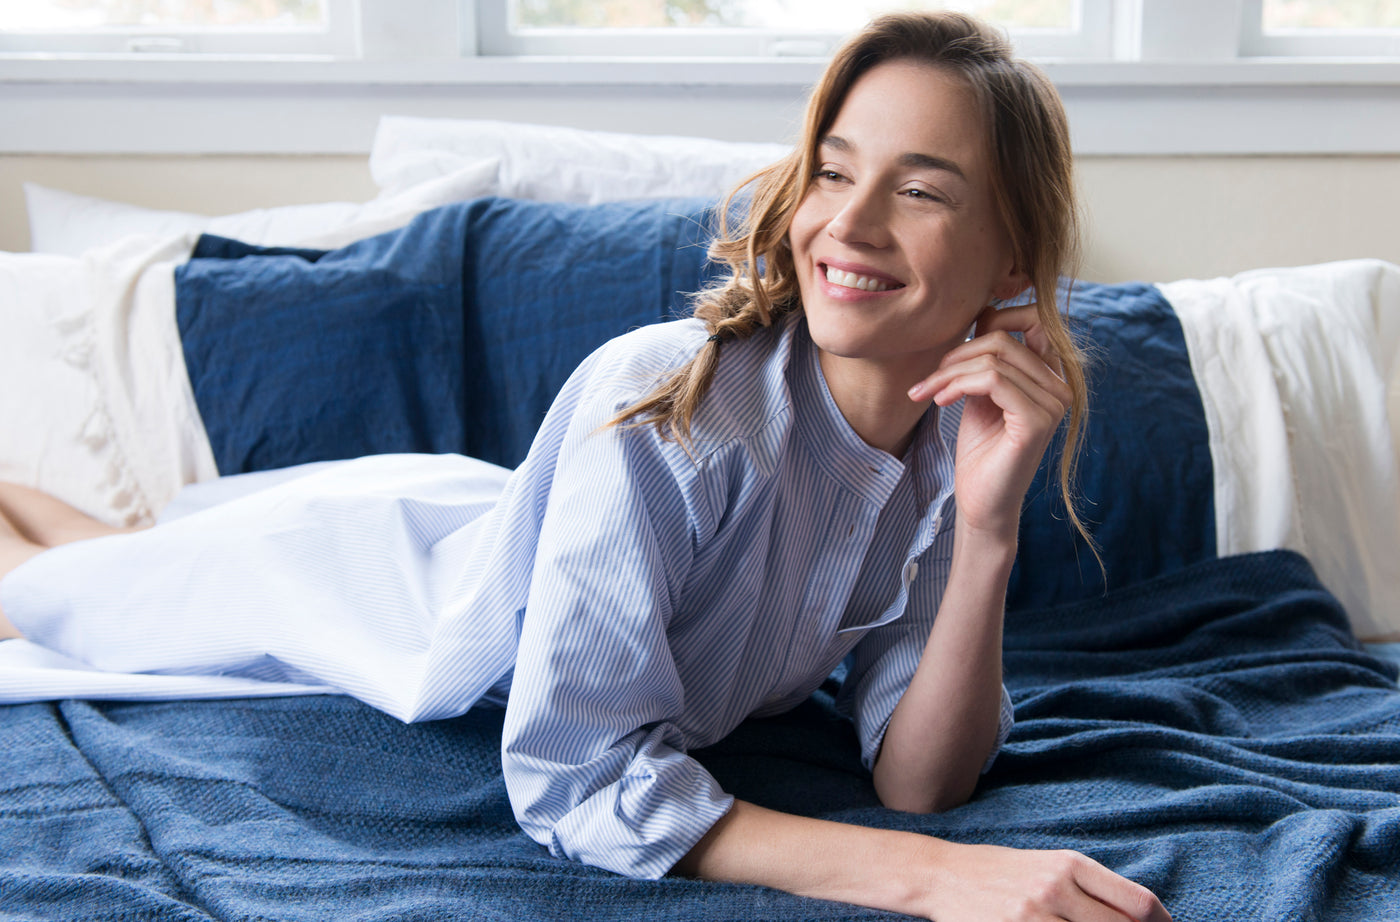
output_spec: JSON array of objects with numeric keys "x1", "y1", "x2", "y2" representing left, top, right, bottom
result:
[{"x1": 991, "y1": 270, "x2": 1032, "y2": 303}]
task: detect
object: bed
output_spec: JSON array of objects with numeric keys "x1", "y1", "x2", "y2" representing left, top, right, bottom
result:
[{"x1": 3, "y1": 118, "x2": 1400, "y2": 921}]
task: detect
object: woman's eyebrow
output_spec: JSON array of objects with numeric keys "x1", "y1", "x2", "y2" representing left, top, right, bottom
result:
[
  {"x1": 818, "y1": 135, "x2": 965, "y2": 180},
  {"x1": 898, "y1": 151, "x2": 966, "y2": 180}
]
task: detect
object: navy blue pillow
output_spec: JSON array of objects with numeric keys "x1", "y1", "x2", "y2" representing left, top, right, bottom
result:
[
  {"x1": 459, "y1": 196, "x2": 722, "y2": 466},
  {"x1": 176, "y1": 196, "x2": 722, "y2": 474},
  {"x1": 1005, "y1": 281, "x2": 1216, "y2": 611}
]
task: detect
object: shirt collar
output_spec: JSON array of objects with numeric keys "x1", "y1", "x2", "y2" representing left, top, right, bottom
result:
[{"x1": 788, "y1": 318, "x2": 956, "y2": 508}]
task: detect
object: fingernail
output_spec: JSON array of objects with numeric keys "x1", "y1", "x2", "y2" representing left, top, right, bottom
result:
[{"x1": 908, "y1": 383, "x2": 926, "y2": 400}]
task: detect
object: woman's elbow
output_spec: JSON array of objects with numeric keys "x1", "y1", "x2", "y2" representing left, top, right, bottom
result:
[{"x1": 873, "y1": 775, "x2": 975, "y2": 815}]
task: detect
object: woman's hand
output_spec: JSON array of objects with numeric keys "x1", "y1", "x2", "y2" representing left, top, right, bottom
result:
[
  {"x1": 908, "y1": 303, "x2": 1071, "y2": 542},
  {"x1": 919, "y1": 839, "x2": 1172, "y2": 922}
]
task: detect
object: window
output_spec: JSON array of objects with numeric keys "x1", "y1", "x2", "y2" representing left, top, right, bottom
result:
[
  {"x1": 2, "y1": 0, "x2": 1397, "y2": 158},
  {"x1": 0, "y1": 0, "x2": 357, "y2": 56},
  {"x1": 5, "y1": 1, "x2": 1400, "y2": 62},
  {"x1": 476, "y1": 0, "x2": 1115, "y2": 59},
  {"x1": 1241, "y1": 0, "x2": 1400, "y2": 56}
]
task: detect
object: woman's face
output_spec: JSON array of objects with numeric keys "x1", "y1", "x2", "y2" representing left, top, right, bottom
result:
[{"x1": 789, "y1": 59, "x2": 1025, "y2": 383}]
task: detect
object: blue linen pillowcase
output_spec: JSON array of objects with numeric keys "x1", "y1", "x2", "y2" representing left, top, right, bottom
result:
[
  {"x1": 1006, "y1": 281, "x2": 1215, "y2": 611},
  {"x1": 176, "y1": 196, "x2": 724, "y2": 475}
]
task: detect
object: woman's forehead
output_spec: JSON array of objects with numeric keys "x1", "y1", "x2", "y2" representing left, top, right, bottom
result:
[{"x1": 823, "y1": 60, "x2": 990, "y2": 172}]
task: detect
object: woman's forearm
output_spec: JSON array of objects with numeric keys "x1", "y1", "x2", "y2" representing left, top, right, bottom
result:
[
  {"x1": 872, "y1": 526, "x2": 1017, "y2": 812},
  {"x1": 675, "y1": 798, "x2": 1173, "y2": 922},
  {"x1": 674, "y1": 799, "x2": 944, "y2": 916}
]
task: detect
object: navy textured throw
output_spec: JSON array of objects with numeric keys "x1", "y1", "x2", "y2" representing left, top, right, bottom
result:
[{"x1": 5, "y1": 550, "x2": 1400, "y2": 920}]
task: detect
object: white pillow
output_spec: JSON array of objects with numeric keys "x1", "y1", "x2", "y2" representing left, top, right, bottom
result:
[
  {"x1": 1161, "y1": 259, "x2": 1400, "y2": 639},
  {"x1": 24, "y1": 158, "x2": 499, "y2": 256},
  {"x1": 0, "y1": 233, "x2": 214, "y2": 527},
  {"x1": 369, "y1": 116, "x2": 790, "y2": 203},
  {"x1": 7, "y1": 158, "x2": 502, "y2": 527}
]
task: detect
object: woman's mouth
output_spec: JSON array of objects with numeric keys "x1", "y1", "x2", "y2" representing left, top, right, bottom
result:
[{"x1": 821, "y1": 263, "x2": 903, "y2": 293}]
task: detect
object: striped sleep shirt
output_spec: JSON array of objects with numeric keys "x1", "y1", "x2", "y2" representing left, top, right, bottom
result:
[{"x1": 2, "y1": 315, "x2": 1014, "y2": 880}]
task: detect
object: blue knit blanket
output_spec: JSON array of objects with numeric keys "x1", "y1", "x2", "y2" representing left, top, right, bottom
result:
[{"x1": 6, "y1": 549, "x2": 1399, "y2": 921}]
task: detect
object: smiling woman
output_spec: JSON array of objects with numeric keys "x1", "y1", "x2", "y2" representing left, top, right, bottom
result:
[{"x1": 0, "y1": 10, "x2": 1167, "y2": 922}]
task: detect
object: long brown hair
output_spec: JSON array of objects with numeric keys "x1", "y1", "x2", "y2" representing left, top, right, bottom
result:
[{"x1": 613, "y1": 10, "x2": 1093, "y2": 550}]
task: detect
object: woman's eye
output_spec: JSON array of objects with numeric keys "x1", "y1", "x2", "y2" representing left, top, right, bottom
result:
[
  {"x1": 903, "y1": 188, "x2": 946, "y2": 203},
  {"x1": 815, "y1": 169, "x2": 846, "y2": 183}
]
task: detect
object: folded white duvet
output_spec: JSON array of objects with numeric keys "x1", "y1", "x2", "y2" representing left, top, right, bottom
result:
[{"x1": 1161, "y1": 259, "x2": 1400, "y2": 639}]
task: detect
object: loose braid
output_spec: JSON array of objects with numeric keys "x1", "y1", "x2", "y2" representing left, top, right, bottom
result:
[{"x1": 605, "y1": 146, "x2": 807, "y2": 442}]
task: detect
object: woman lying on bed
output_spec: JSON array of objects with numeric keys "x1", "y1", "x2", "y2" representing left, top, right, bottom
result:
[{"x1": 0, "y1": 11, "x2": 1169, "y2": 922}]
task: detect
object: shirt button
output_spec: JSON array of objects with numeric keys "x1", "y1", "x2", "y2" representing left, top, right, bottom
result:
[{"x1": 907, "y1": 561, "x2": 919, "y2": 582}]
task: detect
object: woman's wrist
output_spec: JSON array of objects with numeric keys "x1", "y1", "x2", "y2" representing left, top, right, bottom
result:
[{"x1": 950, "y1": 521, "x2": 1018, "y2": 581}]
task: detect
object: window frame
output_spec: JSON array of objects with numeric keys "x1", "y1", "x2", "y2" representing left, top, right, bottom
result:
[
  {"x1": 475, "y1": 0, "x2": 1116, "y2": 60},
  {"x1": 1239, "y1": 0, "x2": 1400, "y2": 58},
  {"x1": 0, "y1": 0, "x2": 1398, "y2": 159},
  {"x1": 0, "y1": 0, "x2": 360, "y2": 57}
]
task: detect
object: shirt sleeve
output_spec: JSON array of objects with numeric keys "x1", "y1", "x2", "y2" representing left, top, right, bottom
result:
[
  {"x1": 839, "y1": 538, "x2": 1015, "y2": 775},
  {"x1": 499, "y1": 333, "x2": 734, "y2": 880}
]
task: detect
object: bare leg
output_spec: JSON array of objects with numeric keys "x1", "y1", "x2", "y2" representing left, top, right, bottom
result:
[
  {"x1": 0, "y1": 483, "x2": 148, "y2": 640},
  {"x1": 0, "y1": 510, "x2": 43, "y2": 639},
  {"x1": 0, "y1": 483, "x2": 144, "y2": 547}
]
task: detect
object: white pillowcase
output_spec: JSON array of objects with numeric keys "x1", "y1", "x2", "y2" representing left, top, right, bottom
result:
[
  {"x1": 369, "y1": 116, "x2": 790, "y2": 203},
  {"x1": 0, "y1": 234, "x2": 213, "y2": 527},
  {"x1": 24, "y1": 158, "x2": 499, "y2": 256},
  {"x1": 1162, "y1": 259, "x2": 1400, "y2": 639},
  {"x1": 8, "y1": 158, "x2": 502, "y2": 526}
]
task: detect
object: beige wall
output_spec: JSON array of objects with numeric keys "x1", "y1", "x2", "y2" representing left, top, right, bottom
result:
[
  {"x1": 1076, "y1": 155, "x2": 1400, "y2": 282},
  {"x1": 3, "y1": 153, "x2": 1397, "y2": 283}
]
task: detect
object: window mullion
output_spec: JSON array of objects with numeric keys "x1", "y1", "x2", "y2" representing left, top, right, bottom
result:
[
  {"x1": 473, "y1": 0, "x2": 511, "y2": 56},
  {"x1": 358, "y1": 0, "x2": 463, "y2": 60},
  {"x1": 1135, "y1": 0, "x2": 1246, "y2": 61}
]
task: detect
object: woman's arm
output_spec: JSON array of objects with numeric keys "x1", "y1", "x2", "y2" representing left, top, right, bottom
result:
[
  {"x1": 876, "y1": 304, "x2": 1075, "y2": 811},
  {"x1": 676, "y1": 799, "x2": 1171, "y2": 922},
  {"x1": 871, "y1": 525, "x2": 1014, "y2": 811}
]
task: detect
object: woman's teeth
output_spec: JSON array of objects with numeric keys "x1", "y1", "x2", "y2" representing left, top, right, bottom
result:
[{"x1": 824, "y1": 266, "x2": 897, "y2": 292}]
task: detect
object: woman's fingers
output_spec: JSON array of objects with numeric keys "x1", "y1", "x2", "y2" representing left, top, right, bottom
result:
[
  {"x1": 1069, "y1": 854, "x2": 1174, "y2": 922},
  {"x1": 910, "y1": 306, "x2": 1070, "y2": 410},
  {"x1": 974, "y1": 302, "x2": 1061, "y2": 370},
  {"x1": 919, "y1": 346, "x2": 1071, "y2": 432},
  {"x1": 923, "y1": 844, "x2": 1172, "y2": 922},
  {"x1": 910, "y1": 339, "x2": 1066, "y2": 410},
  {"x1": 929, "y1": 352, "x2": 1068, "y2": 420}
]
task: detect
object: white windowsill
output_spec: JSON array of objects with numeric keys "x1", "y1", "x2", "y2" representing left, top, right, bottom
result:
[{"x1": 4, "y1": 54, "x2": 1399, "y2": 156}]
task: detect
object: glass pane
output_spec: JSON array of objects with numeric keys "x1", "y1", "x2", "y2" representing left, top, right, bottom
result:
[
  {"x1": 512, "y1": 0, "x2": 1075, "y2": 32},
  {"x1": 0, "y1": 0, "x2": 327, "y2": 30},
  {"x1": 1262, "y1": 0, "x2": 1400, "y2": 31}
]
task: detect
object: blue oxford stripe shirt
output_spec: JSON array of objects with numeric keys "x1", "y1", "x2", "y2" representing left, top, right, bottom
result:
[{"x1": 494, "y1": 315, "x2": 1011, "y2": 877}]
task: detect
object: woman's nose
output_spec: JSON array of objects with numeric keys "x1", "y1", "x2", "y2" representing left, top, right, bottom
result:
[{"x1": 827, "y1": 190, "x2": 890, "y2": 248}]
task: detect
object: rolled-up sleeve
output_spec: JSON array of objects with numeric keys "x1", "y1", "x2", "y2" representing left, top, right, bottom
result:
[
  {"x1": 840, "y1": 550, "x2": 1015, "y2": 776},
  {"x1": 500, "y1": 339, "x2": 733, "y2": 880}
]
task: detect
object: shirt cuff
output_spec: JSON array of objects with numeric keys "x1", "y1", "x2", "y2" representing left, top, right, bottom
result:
[
  {"x1": 981, "y1": 683, "x2": 1016, "y2": 774},
  {"x1": 547, "y1": 745, "x2": 735, "y2": 879}
]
